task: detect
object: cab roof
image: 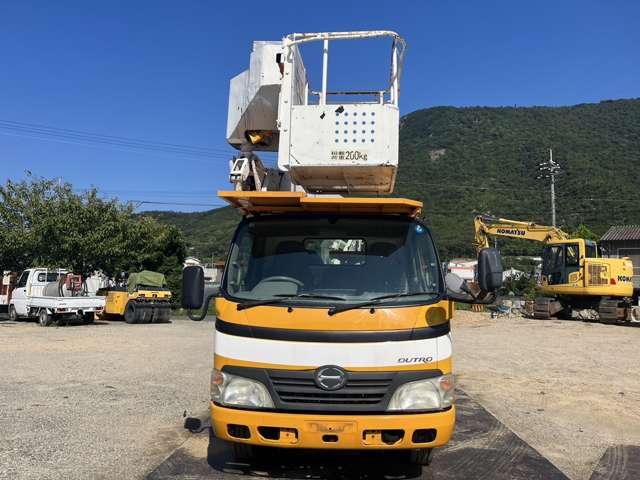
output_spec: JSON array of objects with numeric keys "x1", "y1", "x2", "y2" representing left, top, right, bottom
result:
[{"x1": 218, "y1": 191, "x2": 422, "y2": 217}]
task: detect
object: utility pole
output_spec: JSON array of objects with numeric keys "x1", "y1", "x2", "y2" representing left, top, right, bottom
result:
[{"x1": 537, "y1": 148, "x2": 561, "y2": 226}]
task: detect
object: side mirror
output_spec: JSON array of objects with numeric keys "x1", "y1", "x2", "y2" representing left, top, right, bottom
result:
[
  {"x1": 182, "y1": 266, "x2": 205, "y2": 309},
  {"x1": 477, "y1": 248, "x2": 503, "y2": 292}
]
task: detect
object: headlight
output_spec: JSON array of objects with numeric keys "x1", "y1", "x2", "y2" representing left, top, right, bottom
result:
[
  {"x1": 211, "y1": 369, "x2": 274, "y2": 409},
  {"x1": 387, "y1": 374, "x2": 454, "y2": 411}
]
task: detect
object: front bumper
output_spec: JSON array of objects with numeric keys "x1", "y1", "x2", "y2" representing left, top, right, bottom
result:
[{"x1": 211, "y1": 402, "x2": 455, "y2": 450}]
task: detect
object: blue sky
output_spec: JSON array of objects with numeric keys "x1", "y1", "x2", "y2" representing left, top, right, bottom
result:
[{"x1": 1, "y1": 0, "x2": 638, "y2": 211}]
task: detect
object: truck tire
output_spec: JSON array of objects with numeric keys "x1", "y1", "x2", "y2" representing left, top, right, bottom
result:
[
  {"x1": 232, "y1": 442, "x2": 255, "y2": 462},
  {"x1": 8, "y1": 305, "x2": 18, "y2": 322},
  {"x1": 82, "y1": 312, "x2": 94, "y2": 324},
  {"x1": 153, "y1": 307, "x2": 171, "y2": 323},
  {"x1": 124, "y1": 302, "x2": 138, "y2": 324},
  {"x1": 408, "y1": 447, "x2": 433, "y2": 466},
  {"x1": 38, "y1": 309, "x2": 53, "y2": 327}
]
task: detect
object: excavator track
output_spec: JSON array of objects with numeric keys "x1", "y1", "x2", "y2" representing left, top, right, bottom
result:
[
  {"x1": 598, "y1": 297, "x2": 626, "y2": 324},
  {"x1": 533, "y1": 296, "x2": 563, "y2": 319}
]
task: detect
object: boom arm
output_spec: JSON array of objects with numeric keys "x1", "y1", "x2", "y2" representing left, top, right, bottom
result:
[{"x1": 473, "y1": 214, "x2": 569, "y2": 253}]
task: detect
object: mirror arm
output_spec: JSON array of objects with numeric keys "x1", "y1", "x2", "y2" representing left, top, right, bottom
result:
[
  {"x1": 187, "y1": 294, "x2": 213, "y2": 321},
  {"x1": 471, "y1": 291, "x2": 497, "y2": 304},
  {"x1": 187, "y1": 285, "x2": 220, "y2": 321},
  {"x1": 446, "y1": 289, "x2": 497, "y2": 305}
]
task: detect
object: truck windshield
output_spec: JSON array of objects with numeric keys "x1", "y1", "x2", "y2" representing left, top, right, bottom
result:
[{"x1": 223, "y1": 216, "x2": 442, "y2": 306}]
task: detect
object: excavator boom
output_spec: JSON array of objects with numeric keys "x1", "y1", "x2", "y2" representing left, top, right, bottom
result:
[{"x1": 473, "y1": 214, "x2": 569, "y2": 252}]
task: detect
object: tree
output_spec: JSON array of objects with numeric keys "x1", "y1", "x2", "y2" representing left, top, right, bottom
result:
[
  {"x1": 570, "y1": 224, "x2": 599, "y2": 242},
  {"x1": 0, "y1": 177, "x2": 186, "y2": 300}
]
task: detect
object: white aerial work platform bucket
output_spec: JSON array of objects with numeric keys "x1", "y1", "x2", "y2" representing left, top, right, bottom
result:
[{"x1": 226, "y1": 31, "x2": 406, "y2": 195}]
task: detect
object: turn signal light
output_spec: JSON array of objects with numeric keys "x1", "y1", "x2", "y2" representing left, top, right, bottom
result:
[{"x1": 426, "y1": 307, "x2": 447, "y2": 325}]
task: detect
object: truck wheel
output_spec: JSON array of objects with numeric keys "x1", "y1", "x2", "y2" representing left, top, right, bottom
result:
[
  {"x1": 82, "y1": 312, "x2": 94, "y2": 324},
  {"x1": 124, "y1": 302, "x2": 137, "y2": 324},
  {"x1": 8, "y1": 305, "x2": 18, "y2": 322},
  {"x1": 161, "y1": 308, "x2": 172, "y2": 323},
  {"x1": 38, "y1": 309, "x2": 53, "y2": 327},
  {"x1": 232, "y1": 442, "x2": 255, "y2": 462},
  {"x1": 154, "y1": 307, "x2": 171, "y2": 323},
  {"x1": 408, "y1": 448, "x2": 433, "y2": 466}
]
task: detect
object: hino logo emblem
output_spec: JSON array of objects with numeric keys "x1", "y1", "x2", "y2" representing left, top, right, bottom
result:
[{"x1": 314, "y1": 365, "x2": 347, "y2": 391}]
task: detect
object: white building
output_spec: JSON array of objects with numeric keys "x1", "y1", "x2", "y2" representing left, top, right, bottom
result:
[
  {"x1": 446, "y1": 258, "x2": 477, "y2": 281},
  {"x1": 184, "y1": 257, "x2": 224, "y2": 285}
]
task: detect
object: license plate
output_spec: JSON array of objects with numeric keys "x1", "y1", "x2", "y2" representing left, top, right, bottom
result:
[{"x1": 306, "y1": 421, "x2": 355, "y2": 433}]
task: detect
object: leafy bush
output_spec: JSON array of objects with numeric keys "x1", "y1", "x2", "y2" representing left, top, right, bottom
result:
[{"x1": 0, "y1": 176, "x2": 186, "y2": 305}]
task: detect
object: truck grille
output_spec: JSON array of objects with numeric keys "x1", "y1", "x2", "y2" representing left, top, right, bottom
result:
[{"x1": 268, "y1": 370, "x2": 395, "y2": 407}]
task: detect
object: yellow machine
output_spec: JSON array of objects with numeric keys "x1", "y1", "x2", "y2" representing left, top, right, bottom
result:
[
  {"x1": 180, "y1": 30, "x2": 502, "y2": 466},
  {"x1": 100, "y1": 270, "x2": 172, "y2": 324},
  {"x1": 474, "y1": 214, "x2": 635, "y2": 322}
]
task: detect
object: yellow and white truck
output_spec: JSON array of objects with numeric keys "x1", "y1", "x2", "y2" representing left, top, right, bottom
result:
[{"x1": 182, "y1": 31, "x2": 502, "y2": 465}]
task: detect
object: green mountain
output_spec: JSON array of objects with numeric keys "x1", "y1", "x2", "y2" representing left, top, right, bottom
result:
[
  {"x1": 146, "y1": 98, "x2": 640, "y2": 261},
  {"x1": 144, "y1": 206, "x2": 240, "y2": 261}
]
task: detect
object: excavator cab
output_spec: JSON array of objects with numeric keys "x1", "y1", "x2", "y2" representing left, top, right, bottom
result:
[
  {"x1": 541, "y1": 241, "x2": 581, "y2": 286},
  {"x1": 541, "y1": 239, "x2": 599, "y2": 286}
]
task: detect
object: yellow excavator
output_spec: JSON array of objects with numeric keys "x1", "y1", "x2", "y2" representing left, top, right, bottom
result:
[{"x1": 474, "y1": 214, "x2": 635, "y2": 322}]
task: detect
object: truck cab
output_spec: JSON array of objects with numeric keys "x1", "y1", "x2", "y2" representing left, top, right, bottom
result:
[
  {"x1": 215, "y1": 193, "x2": 454, "y2": 459},
  {"x1": 183, "y1": 193, "x2": 502, "y2": 463},
  {"x1": 10, "y1": 268, "x2": 67, "y2": 317}
]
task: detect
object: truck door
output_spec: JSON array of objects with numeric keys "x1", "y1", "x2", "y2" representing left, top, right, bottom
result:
[
  {"x1": 564, "y1": 243, "x2": 581, "y2": 284},
  {"x1": 11, "y1": 271, "x2": 29, "y2": 315},
  {"x1": 543, "y1": 245, "x2": 564, "y2": 285}
]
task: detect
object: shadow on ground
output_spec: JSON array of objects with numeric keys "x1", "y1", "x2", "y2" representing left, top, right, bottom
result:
[{"x1": 147, "y1": 390, "x2": 568, "y2": 480}]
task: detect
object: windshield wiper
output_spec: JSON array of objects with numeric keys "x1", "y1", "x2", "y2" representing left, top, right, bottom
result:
[
  {"x1": 237, "y1": 293, "x2": 347, "y2": 311},
  {"x1": 327, "y1": 292, "x2": 437, "y2": 316}
]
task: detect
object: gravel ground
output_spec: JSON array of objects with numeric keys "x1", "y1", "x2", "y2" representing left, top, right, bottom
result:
[
  {"x1": 1, "y1": 313, "x2": 638, "y2": 480},
  {"x1": 0, "y1": 317, "x2": 214, "y2": 480},
  {"x1": 452, "y1": 311, "x2": 640, "y2": 480}
]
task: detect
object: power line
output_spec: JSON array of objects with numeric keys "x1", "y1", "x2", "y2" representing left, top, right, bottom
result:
[
  {"x1": 77, "y1": 188, "x2": 221, "y2": 197},
  {"x1": 0, "y1": 119, "x2": 235, "y2": 160},
  {"x1": 128, "y1": 200, "x2": 227, "y2": 208},
  {"x1": 0, "y1": 119, "x2": 233, "y2": 154},
  {"x1": 0, "y1": 128, "x2": 232, "y2": 162}
]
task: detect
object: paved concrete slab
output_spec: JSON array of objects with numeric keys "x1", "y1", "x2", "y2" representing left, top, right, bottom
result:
[{"x1": 589, "y1": 445, "x2": 640, "y2": 480}]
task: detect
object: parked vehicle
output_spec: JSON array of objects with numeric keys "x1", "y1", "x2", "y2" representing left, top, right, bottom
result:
[
  {"x1": 98, "y1": 270, "x2": 172, "y2": 323},
  {"x1": 181, "y1": 30, "x2": 503, "y2": 465},
  {"x1": 0, "y1": 272, "x2": 17, "y2": 316},
  {"x1": 474, "y1": 214, "x2": 636, "y2": 322},
  {"x1": 8, "y1": 268, "x2": 105, "y2": 326}
]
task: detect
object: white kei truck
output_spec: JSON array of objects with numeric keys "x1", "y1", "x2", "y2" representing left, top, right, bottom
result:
[{"x1": 8, "y1": 268, "x2": 105, "y2": 326}]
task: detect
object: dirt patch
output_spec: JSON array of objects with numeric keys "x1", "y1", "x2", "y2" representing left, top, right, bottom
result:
[{"x1": 452, "y1": 311, "x2": 640, "y2": 479}]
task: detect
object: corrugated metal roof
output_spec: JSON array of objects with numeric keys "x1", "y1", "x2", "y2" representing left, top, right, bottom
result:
[{"x1": 601, "y1": 225, "x2": 640, "y2": 242}]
